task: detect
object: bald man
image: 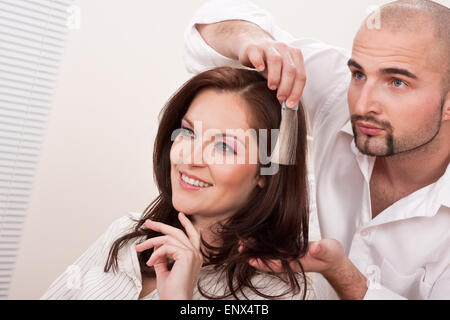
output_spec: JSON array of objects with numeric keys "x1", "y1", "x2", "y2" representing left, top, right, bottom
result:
[{"x1": 183, "y1": 0, "x2": 449, "y2": 299}]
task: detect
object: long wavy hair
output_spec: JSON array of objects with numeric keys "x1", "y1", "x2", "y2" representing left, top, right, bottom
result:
[{"x1": 104, "y1": 66, "x2": 310, "y2": 299}]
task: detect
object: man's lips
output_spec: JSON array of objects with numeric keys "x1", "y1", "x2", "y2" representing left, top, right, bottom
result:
[{"x1": 357, "y1": 122, "x2": 384, "y2": 136}]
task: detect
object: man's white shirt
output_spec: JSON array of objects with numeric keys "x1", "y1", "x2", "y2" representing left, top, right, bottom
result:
[{"x1": 183, "y1": 0, "x2": 450, "y2": 300}]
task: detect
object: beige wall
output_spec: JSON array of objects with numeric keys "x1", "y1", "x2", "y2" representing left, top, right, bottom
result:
[{"x1": 9, "y1": 0, "x2": 447, "y2": 299}]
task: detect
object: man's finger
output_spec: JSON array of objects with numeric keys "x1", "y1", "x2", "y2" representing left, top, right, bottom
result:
[
  {"x1": 247, "y1": 45, "x2": 266, "y2": 72},
  {"x1": 276, "y1": 50, "x2": 297, "y2": 103},
  {"x1": 265, "y1": 46, "x2": 282, "y2": 90},
  {"x1": 286, "y1": 48, "x2": 306, "y2": 108}
]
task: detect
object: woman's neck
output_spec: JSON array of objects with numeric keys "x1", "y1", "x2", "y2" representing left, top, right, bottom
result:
[{"x1": 190, "y1": 214, "x2": 230, "y2": 253}]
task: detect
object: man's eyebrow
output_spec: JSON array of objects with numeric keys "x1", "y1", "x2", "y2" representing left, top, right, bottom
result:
[
  {"x1": 379, "y1": 68, "x2": 417, "y2": 79},
  {"x1": 347, "y1": 59, "x2": 364, "y2": 71}
]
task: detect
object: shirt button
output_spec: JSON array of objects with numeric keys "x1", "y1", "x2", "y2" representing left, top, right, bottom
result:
[{"x1": 360, "y1": 230, "x2": 369, "y2": 237}]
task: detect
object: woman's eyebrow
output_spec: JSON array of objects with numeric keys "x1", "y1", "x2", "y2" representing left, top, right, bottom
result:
[
  {"x1": 181, "y1": 117, "x2": 194, "y2": 127},
  {"x1": 217, "y1": 133, "x2": 245, "y2": 148},
  {"x1": 182, "y1": 117, "x2": 247, "y2": 147}
]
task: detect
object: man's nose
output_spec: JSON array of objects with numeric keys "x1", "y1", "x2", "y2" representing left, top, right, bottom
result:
[{"x1": 354, "y1": 81, "x2": 382, "y2": 115}]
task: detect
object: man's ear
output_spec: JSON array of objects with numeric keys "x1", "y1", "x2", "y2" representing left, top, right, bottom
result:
[{"x1": 443, "y1": 91, "x2": 450, "y2": 121}]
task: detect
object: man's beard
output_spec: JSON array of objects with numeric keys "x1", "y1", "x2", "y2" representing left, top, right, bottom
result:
[{"x1": 350, "y1": 100, "x2": 443, "y2": 157}]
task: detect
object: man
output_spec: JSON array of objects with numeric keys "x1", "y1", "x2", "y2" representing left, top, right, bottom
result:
[{"x1": 183, "y1": 0, "x2": 449, "y2": 299}]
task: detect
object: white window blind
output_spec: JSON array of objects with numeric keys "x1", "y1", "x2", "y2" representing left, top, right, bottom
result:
[{"x1": 0, "y1": 0, "x2": 73, "y2": 299}]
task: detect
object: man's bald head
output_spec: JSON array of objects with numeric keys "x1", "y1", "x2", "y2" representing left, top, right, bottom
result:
[{"x1": 364, "y1": 0, "x2": 450, "y2": 91}]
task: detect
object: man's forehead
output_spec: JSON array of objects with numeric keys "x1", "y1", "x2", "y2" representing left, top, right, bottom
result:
[{"x1": 351, "y1": 27, "x2": 437, "y2": 72}]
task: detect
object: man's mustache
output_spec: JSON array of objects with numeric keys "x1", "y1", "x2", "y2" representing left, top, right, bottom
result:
[{"x1": 350, "y1": 114, "x2": 392, "y2": 131}]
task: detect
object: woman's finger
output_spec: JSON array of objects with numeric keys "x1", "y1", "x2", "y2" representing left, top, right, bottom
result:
[
  {"x1": 144, "y1": 219, "x2": 192, "y2": 248},
  {"x1": 178, "y1": 212, "x2": 201, "y2": 250},
  {"x1": 147, "y1": 243, "x2": 185, "y2": 266},
  {"x1": 153, "y1": 260, "x2": 169, "y2": 280},
  {"x1": 135, "y1": 235, "x2": 187, "y2": 252}
]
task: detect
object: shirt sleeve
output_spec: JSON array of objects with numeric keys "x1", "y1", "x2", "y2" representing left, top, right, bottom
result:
[
  {"x1": 183, "y1": 0, "x2": 351, "y2": 134},
  {"x1": 40, "y1": 216, "x2": 131, "y2": 300},
  {"x1": 428, "y1": 266, "x2": 450, "y2": 300}
]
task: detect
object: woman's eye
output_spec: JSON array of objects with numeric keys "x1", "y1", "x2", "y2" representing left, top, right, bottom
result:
[
  {"x1": 215, "y1": 142, "x2": 235, "y2": 154},
  {"x1": 179, "y1": 127, "x2": 195, "y2": 138}
]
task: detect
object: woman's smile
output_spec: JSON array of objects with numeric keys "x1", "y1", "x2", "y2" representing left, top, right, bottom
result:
[{"x1": 179, "y1": 171, "x2": 213, "y2": 191}]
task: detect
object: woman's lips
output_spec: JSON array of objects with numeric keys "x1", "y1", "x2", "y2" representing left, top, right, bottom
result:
[
  {"x1": 178, "y1": 172, "x2": 211, "y2": 192},
  {"x1": 357, "y1": 122, "x2": 384, "y2": 136}
]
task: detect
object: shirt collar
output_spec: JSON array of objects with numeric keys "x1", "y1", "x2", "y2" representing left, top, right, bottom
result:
[
  {"x1": 340, "y1": 119, "x2": 354, "y2": 136},
  {"x1": 435, "y1": 163, "x2": 450, "y2": 209}
]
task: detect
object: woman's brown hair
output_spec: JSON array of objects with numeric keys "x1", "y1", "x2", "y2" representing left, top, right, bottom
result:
[{"x1": 104, "y1": 66, "x2": 310, "y2": 299}]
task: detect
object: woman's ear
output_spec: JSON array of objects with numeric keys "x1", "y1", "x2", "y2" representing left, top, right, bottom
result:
[{"x1": 256, "y1": 175, "x2": 266, "y2": 188}]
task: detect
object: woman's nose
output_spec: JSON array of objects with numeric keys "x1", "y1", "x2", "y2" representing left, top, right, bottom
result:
[{"x1": 191, "y1": 140, "x2": 207, "y2": 165}]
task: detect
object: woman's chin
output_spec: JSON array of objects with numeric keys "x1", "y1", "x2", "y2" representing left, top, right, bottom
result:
[{"x1": 172, "y1": 199, "x2": 196, "y2": 215}]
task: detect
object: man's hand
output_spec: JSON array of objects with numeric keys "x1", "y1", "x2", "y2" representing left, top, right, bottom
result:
[
  {"x1": 196, "y1": 20, "x2": 306, "y2": 108},
  {"x1": 241, "y1": 239, "x2": 368, "y2": 300}
]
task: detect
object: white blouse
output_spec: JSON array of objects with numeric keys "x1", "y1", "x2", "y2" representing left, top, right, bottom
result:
[{"x1": 40, "y1": 212, "x2": 316, "y2": 300}]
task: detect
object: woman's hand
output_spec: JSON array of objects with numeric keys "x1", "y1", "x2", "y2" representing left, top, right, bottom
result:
[{"x1": 135, "y1": 212, "x2": 203, "y2": 300}]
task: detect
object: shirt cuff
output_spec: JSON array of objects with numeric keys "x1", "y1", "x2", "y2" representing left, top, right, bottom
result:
[{"x1": 363, "y1": 284, "x2": 407, "y2": 300}]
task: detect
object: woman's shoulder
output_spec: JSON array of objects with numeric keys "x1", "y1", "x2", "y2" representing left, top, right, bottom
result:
[
  {"x1": 95, "y1": 212, "x2": 143, "y2": 250},
  {"x1": 196, "y1": 265, "x2": 316, "y2": 300},
  {"x1": 105, "y1": 212, "x2": 142, "y2": 236},
  {"x1": 250, "y1": 270, "x2": 316, "y2": 300}
]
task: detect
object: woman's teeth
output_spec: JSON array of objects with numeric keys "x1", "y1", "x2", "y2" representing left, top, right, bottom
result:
[{"x1": 181, "y1": 173, "x2": 212, "y2": 188}]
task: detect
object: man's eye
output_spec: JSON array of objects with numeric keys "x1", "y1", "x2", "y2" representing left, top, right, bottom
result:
[
  {"x1": 392, "y1": 78, "x2": 407, "y2": 88},
  {"x1": 352, "y1": 71, "x2": 365, "y2": 81}
]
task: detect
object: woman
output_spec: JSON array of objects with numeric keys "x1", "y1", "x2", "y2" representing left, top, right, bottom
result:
[{"x1": 41, "y1": 66, "x2": 313, "y2": 300}]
